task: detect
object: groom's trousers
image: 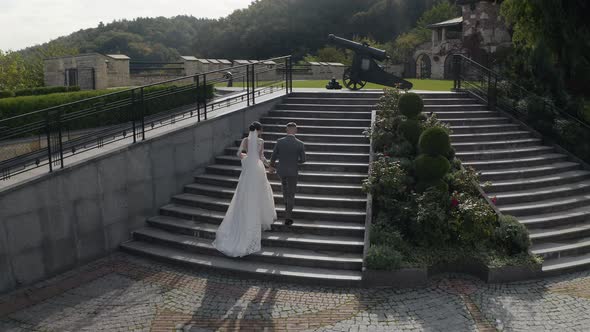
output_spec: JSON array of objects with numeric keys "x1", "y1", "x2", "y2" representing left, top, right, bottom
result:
[{"x1": 281, "y1": 176, "x2": 298, "y2": 219}]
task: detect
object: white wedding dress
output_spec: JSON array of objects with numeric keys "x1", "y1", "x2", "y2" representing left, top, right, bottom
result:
[{"x1": 213, "y1": 130, "x2": 277, "y2": 257}]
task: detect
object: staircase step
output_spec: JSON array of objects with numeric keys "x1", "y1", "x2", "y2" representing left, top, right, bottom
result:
[
  {"x1": 462, "y1": 154, "x2": 569, "y2": 171},
  {"x1": 441, "y1": 117, "x2": 511, "y2": 126},
  {"x1": 226, "y1": 147, "x2": 370, "y2": 163},
  {"x1": 452, "y1": 138, "x2": 542, "y2": 152},
  {"x1": 489, "y1": 180, "x2": 590, "y2": 205},
  {"x1": 450, "y1": 131, "x2": 532, "y2": 142},
  {"x1": 456, "y1": 146, "x2": 555, "y2": 161},
  {"x1": 519, "y1": 205, "x2": 590, "y2": 229},
  {"x1": 193, "y1": 174, "x2": 364, "y2": 196},
  {"x1": 422, "y1": 98, "x2": 480, "y2": 105},
  {"x1": 183, "y1": 183, "x2": 367, "y2": 209},
  {"x1": 541, "y1": 252, "x2": 590, "y2": 275},
  {"x1": 260, "y1": 116, "x2": 371, "y2": 127},
  {"x1": 121, "y1": 241, "x2": 363, "y2": 286},
  {"x1": 215, "y1": 156, "x2": 369, "y2": 173},
  {"x1": 449, "y1": 124, "x2": 521, "y2": 134},
  {"x1": 259, "y1": 124, "x2": 367, "y2": 136},
  {"x1": 433, "y1": 110, "x2": 497, "y2": 119},
  {"x1": 479, "y1": 162, "x2": 580, "y2": 181},
  {"x1": 275, "y1": 104, "x2": 374, "y2": 112},
  {"x1": 499, "y1": 194, "x2": 590, "y2": 217},
  {"x1": 532, "y1": 237, "x2": 590, "y2": 260},
  {"x1": 256, "y1": 140, "x2": 370, "y2": 153},
  {"x1": 260, "y1": 132, "x2": 369, "y2": 144},
  {"x1": 269, "y1": 110, "x2": 371, "y2": 119},
  {"x1": 288, "y1": 91, "x2": 385, "y2": 99},
  {"x1": 285, "y1": 97, "x2": 380, "y2": 105},
  {"x1": 485, "y1": 170, "x2": 590, "y2": 192},
  {"x1": 529, "y1": 221, "x2": 590, "y2": 244},
  {"x1": 206, "y1": 164, "x2": 367, "y2": 184},
  {"x1": 168, "y1": 194, "x2": 366, "y2": 222}
]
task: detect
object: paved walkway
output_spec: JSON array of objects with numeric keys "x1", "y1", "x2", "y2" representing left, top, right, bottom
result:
[{"x1": 1, "y1": 253, "x2": 589, "y2": 332}]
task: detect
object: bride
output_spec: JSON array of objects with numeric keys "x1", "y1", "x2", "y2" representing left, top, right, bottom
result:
[{"x1": 213, "y1": 121, "x2": 277, "y2": 257}]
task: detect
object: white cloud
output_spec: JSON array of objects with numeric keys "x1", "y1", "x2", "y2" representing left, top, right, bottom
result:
[{"x1": 0, "y1": 0, "x2": 252, "y2": 50}]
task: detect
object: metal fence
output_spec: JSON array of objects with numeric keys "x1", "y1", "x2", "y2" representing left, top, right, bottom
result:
[{"x1": 0, "y1": 56, "x2": 293, "y2": 180}]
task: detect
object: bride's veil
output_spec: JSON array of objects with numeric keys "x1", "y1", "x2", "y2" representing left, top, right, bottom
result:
[{"x1": 246, "y1": 130, "x2": 258, "y2": 164}]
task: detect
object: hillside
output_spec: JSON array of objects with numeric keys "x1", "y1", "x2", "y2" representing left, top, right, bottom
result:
[{"x1": 18, "y1": 0, "x2": 441, "y2": 61}]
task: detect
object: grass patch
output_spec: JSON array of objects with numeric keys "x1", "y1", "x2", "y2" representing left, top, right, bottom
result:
[{"x1": 217, "y1": 79, "x2": 454, "y2": 91}]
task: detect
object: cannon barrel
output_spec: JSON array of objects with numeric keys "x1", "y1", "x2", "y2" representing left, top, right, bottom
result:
[{"x1": 328, "y1": 34, "x2": 388, "y2": 61}]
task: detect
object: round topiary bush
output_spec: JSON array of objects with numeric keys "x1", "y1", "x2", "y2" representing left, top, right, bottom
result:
[
  {"x1": 494, "y1": 215, "x2": 531, "y2": 255},
  {"x1": 419, "y1": 127, "x2": 451, "y2": 156},
  {"x1": 365, "y1": 245, "x2": 403, "y2": 270},
  {"x1": 416, "y1": 179, "x2": 449, "y2": 193},
  {"x1": 414, "y1": 154, "x2": 451, "y2": 181},
  {"x1": 398, "y1": 92, "x2": 424, "y2": 119},
  {"x1": 398, "y1": 119, "x2": 422, "y2": 145}
]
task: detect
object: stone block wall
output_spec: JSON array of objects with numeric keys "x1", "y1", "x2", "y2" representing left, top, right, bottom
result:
[{"x1": 0, "y1": 95, "x2": 285, "y2": 294}]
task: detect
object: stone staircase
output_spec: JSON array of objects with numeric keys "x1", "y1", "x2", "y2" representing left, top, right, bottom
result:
[
  {"x1": 121, "y1": 91, "x2": 381, "y2": 286},
  {"x1": 432, "y1": 94, "x2": 590, "y2": 275}
]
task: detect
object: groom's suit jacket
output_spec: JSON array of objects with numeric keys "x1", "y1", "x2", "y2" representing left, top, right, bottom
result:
[{"x1": 270, "y1": 135, "x2": 306, "y2": 177}]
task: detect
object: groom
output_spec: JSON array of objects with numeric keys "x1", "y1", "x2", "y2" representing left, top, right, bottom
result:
[{"x1": 269, "y1": 122, "x2": 306, "y2": 226}]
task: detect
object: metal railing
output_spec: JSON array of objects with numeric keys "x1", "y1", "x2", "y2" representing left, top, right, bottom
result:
[
  {"x1": 0, "y1": 55, "x2": 293, "y2": 180},
  {"x1": 452, "y1": 54, "x2": 590, "y2": 162}
]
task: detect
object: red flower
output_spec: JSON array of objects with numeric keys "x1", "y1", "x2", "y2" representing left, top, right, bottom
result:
[
  {"x1": 451, "y1": 197, "x2": 459, "y2": 208},
  {"x1": 491, "y1": 196, "x2": 498, "y2": 205}
]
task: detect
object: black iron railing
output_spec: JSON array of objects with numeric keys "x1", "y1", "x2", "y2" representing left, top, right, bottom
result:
[
  {"x1": 0, "y1": 55, "x2": 293, "y2": 180},
  {"x1": 452, "y1": 53, "x2": 590, "y2": 162}
]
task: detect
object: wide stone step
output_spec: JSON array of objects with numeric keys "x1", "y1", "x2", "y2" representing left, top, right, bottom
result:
[
  {"x1": 532, "y1": 237, "x2": 590, "y2": 261},
  {"x1": 541, "y1": 252, "x2": 590, "y2": 275},
  {"x1": 275, "y1": 104, "x2": 374, "y2": 112},
  {"x1": 449, "y1": 124, "x2": 521, "y2": 134},
  {"x1": 432, "y1": 109, "x2": 494, "y2": 118},
  {"x1": 168, "y1": 194, "x2": 366, "y2": 222},
  {"x1": 489, "y1": 180, "x2": 590, "y2": 205},
  {"x1": 441, "y1": 117, "x2": 511, "y2": 126},
  {"x1": 121, "y1": 241, "x2": 362, "y2": 286},
  {"x1": 478, "y1": 162, "x2": 580, "y2": 181},
  {"x1": 288, "y1": 91, "x2": 384, "y2": 99},
  {"x1": 284, "y1": 97, "x2": 380, "y2": 105},
  {"x1": 215, "y1": 156, "x2": 368, "y2": 173},
  {"x1": 422, "y1": 98, "x2": 480, "y2": 105},
  {"x1": 456, "y1": 146, "x2": 555, "y2": 161},
  {"x1": 529, "y1": 221, "x2": 590, "y2": 244},
  {"x1": 259, "y1": 124, "x2": 367, "y2": 136},
  {"x1": 269, "y1": 110, "x2": 372, "y2": 119},
  {"x1": 450, "y1": 131, "x2": 532, "y2": 143},
  {"x1": 255, "y1": 140, "x2": 370, "y2": 153},
  {"x1": 452, "y1": 138, "x2": 542, "y2": 152},
  {"x1": 261, "y1": 116, "x2": 371, "y2": 127},
  {"x1": 226, "y1": 147, "x2": 370, "y2": 163},
  {"x1": 462, "y1": 153, "x2": 569, "y2": 171},
  {"x1": 498, "y1": 193, "x2": 590, "y2": 217},
  {"x1": 260, "y1": 132, "x2": 369, "y2": 144},
  {"x1": 183, "y1": 183, "x2": 367, "y2": 210},
  {"x1": 138, "y1": 219, "x2": 364, "y2": 255},
  {"x1": 519, "y1": 205, "x2": 590, "y2": 229},
  {"x1": 193, "y1": 174, "x2": 364, "y2": 196},
  {"x1": 206, "y1": 164, "x2": 367, "y2": 184},
  {"x1": 485, "y1": 170, "x2": 590, "y2": 192}
]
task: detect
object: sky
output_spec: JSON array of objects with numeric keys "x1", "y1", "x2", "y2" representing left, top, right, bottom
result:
[{"x1": 0, "y1": 0, "x2": 252, "y2": 51}]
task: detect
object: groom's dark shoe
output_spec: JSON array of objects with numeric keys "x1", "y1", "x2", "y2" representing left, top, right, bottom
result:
[{"x1": 285, "y1": 219, "x2": 294, "y2": 226}]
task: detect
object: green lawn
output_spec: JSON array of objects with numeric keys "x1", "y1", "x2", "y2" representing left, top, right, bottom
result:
[{"x1": 217, "y1": 79, "x2": 454, "y2": 91}]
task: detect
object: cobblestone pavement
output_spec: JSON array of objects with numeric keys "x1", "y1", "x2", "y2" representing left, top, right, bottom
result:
[{"x1": 1, "y1": 253, "x2": 589, "y2": 331}]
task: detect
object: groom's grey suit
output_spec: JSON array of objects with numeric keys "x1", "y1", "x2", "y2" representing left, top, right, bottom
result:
[{"x1": 270, "y1": 135, "x2": 306, "y2": 220}]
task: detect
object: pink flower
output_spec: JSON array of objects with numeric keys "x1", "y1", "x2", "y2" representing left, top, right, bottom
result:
[
  {"x1": 491, "y1": 196, "x2": 498, "y2": 205},
  {"x1": 451, "y1": 197, "x2": 459, "y2": 208}
]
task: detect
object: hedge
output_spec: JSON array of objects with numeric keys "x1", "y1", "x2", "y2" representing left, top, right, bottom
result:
[
  {"x1": 0, "y1": 84, "x2": 214, "y2": 135},
  {"x1": 0, "y1": 86, "x2": 82, "y2": 99}
]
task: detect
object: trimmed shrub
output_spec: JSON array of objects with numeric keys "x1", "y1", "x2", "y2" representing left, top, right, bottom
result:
[
  {"x1": 494, "y1": 215, "x2": 531, "y2": 255},
  {"x1": 398, "y1": 92, "x2": 424, "y2": 119},
  {"x1": 419, "y1": 127, "x2": 451, "y2": 156},
  {"x1": 414, "y1": 154, "x2": 450, "y2": 181},
  {"x1": 416, "y1": 179, "x2": 449, "y2": 193},
  {"x1": 0, "y1": 90, "x2": 14, "y2": 99},
  {"x1": 366, "y1": 245, "x2": 403, "y2": 270},
  {"x1": 398, "y1": 119, "x2": 421, "y2": 145}
]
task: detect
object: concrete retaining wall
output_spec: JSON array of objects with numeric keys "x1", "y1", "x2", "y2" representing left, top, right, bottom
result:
[{"x1": 0, "y1": 96, "x2": 285, "y2": 294}]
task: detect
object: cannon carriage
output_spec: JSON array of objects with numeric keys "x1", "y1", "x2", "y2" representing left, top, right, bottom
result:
[{"x1": 328, "y1": 34, "x2": 413, "y2": 91}]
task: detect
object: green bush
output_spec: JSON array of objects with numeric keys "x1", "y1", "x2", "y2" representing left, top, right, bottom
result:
[
  {"x1": 370, "y1": 222, "x2": 407, "y2": 249},
  {"x1": 415, "y1": 188, "x2": 450, "y2": 246},
  {"x1": 494, "y1": 215, "x2": 531, "y2": 255},
  {"x1": 12, "y1": 86, "x2": 78, "y2": 97},
  {"x1": 363, "y1": 157, "x2": 411, "y2": 200},
  {"x1": 0, "y1": 90, "x2": 14, "y2": 99},
  {"x1": 414, "y1": 154, "x2": 451, "y2": 181},
  {"x1": 416, "y1": 178, "x2": 449, "y2": 193},
  {"x1": 366, "y1": 245, "x2": 403, "y2": 270},
  {"x1": 525, "y1": 96, "x2": 555, "y2": 135},
  {"x1": 419, "y1": 127, "x2": 451, "y2": 156},
  {"x1": 398, "y1": 119, "x2": 422, "y2": 145},
  {"x1": 450, "y1": 193, "x2": 497, "y2": 245},
  {"x1": 398, "y1": 92, "x2": 423, "y2": 119}
]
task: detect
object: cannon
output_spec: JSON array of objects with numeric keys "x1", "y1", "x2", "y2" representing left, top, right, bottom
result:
[{"x1": 328, "y1": 34, "x2": 413, "y2": 90}]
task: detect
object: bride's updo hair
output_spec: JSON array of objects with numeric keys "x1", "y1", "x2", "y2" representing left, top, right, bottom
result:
[{"x1": 249, "y1": 121, "x2": 262, "y2": 132}]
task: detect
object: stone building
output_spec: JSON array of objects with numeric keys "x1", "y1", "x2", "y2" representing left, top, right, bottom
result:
[
  {"x1": 44, "y1": 53, "x2": 130, "y2": 90},
  {"x1": 411, "y1": 0, "x2": 511, "y2": 79}
]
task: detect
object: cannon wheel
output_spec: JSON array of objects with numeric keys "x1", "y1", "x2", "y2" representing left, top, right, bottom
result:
[{"x1": 342, "y1": 68, "x2": 367, "y2": 91}]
